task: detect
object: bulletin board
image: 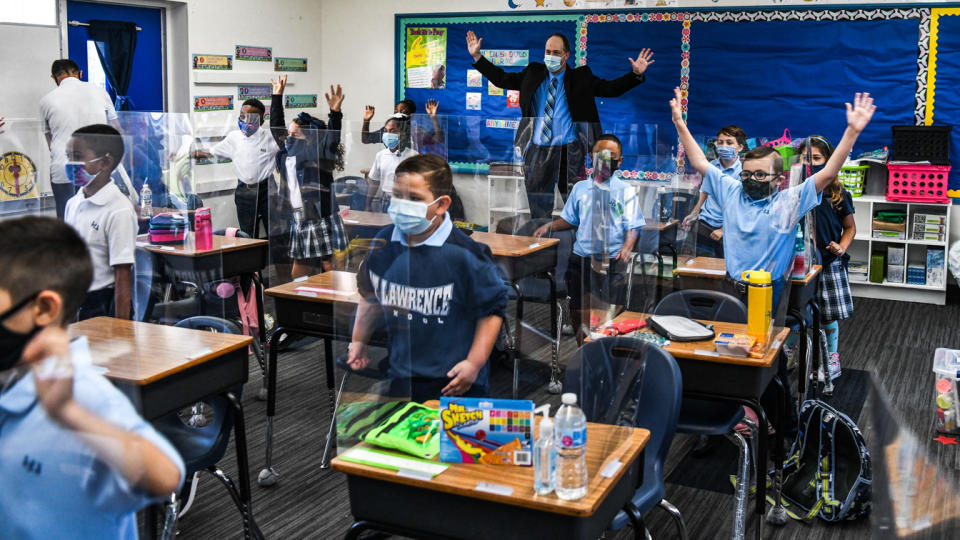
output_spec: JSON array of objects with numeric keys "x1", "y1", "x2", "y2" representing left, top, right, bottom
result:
[{"x1": 397, "y1": 5, "x2": 960, "y2": 199}]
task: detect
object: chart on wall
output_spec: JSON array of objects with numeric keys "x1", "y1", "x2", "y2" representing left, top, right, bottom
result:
[{"x1": 397, "y1": 6, "x2": 950, "y2": 194}]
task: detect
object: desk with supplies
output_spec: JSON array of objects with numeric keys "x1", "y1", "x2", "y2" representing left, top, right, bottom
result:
[{"x1": 332, "y1": 407, "x2": 650, "y2": 540}]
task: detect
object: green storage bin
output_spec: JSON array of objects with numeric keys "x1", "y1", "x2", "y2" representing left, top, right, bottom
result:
[{"x1": 870, "y1": 253, "x2": 886, "y2": 283}]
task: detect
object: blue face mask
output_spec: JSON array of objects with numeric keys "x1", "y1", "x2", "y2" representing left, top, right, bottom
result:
[
  {"x1": 716, "y1": 145, "x2": 738, "y2": 161},
  {"x1": 238, "y1": 118, "x2": 259, "y2": 137},
  {"x1": 388, "y1": 197, "x2": 440, "y2": 235},
  {"x1": 382, "y1": 132, "x2": 400, "y2": 150},
  {"x1": 64, "y1": 157, "x2": 101, "y2": 187},
  {"x1": 544, "y1": 54, "x2": 564, "y2": 73}
]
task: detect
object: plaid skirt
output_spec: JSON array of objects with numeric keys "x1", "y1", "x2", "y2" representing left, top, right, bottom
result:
[
  {"x1": 287, "y1": 213, "x2": 347, "y2": 260},
  {"x1": 818, "y1": 259, "x2": 854, "y2": 322}
]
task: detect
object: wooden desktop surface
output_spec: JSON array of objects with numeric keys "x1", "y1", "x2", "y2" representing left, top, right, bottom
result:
[
  {"x1": 264, "y1": 270, "x2": 362, "y2": 305},
  {"x1": 598, "y1": 311, "x2": 789, "y2": 368},
  {"x1": 137, "y1": 234, "x2": 268, "y2": 257},
  {"x1": 643, "y1": 219, "x2": 679, "y2": 232},
  {"x1": 341, "y1": 210, "x2": 393, "y2": 228},
  {"x1": 332, "y1": 408, "x2": 649, "y2": 518},
  {"x1": 674, "y1": 256, "x2": 822, "y2": 285},
  {"x1": 68, "y1": 317, "x2": 252, "y2": 385},
  {"x1": 470, "y1": 231, "x2": 559, "y2": 257}
]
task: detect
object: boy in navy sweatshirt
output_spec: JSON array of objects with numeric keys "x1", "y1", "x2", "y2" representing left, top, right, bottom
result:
[{"x1": 347, "y1": 154, "x2": 509, "y2": 402}]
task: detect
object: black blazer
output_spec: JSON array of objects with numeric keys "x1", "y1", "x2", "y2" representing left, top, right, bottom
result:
[{"x1": 472, "y1": 55, "x2": 644, "y2": 150}]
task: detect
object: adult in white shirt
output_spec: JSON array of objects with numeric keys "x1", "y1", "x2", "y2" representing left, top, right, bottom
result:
[
  {"x1": 367, "y1": 114, "x2": 417, "y2": 211},
  {"x1": 39, "y1": 59, "x2": 119, "y2": 218},
  {"x1": 195, "y1": 99, "x2": 280, "y2": 238}
]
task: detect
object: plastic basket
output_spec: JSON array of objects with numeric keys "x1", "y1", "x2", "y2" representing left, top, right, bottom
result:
[
  {"x1": 838, "y1": 165, "x2": 868, "y2": 197},
  {"x1": 891, "y1": 125, "x2": 952, "y2": 165},
  {"x1": 886, "y1": 163, "x2": 951, "y2": 203}
]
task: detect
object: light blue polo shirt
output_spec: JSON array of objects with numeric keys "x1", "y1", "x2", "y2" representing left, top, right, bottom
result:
[
  {"x1": 701, "y1": 163, "x2": 821, "y2": 280},
  {"x1": 0, "y1": 337, "x2": 185, "y2": 539},
  {"x1": 561, "y1": 175, "x2": 646, "y2": 258},
  {"x1": 700, "y1": 158, "x2": 742, "y2": 227}
]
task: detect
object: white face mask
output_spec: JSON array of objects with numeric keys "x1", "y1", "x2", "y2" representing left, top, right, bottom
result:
[{"x1": 544, "y1": 54, "x2": 564, "y2": 73}]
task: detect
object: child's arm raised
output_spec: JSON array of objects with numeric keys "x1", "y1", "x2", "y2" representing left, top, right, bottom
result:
[
  {"x1": 669, "y1": 87, "x2": 710, "y2": 176},
  {"x1": 270, "y1": 75, "x2": 288, "y2": 147},
  {"x1": 815, "y1": 93, "x2": 876, "y2": 193}
]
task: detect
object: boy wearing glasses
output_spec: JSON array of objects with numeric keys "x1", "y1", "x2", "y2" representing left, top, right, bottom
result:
[{"x1": 669, "y1": 87, "x2": 875, "y2": 309}]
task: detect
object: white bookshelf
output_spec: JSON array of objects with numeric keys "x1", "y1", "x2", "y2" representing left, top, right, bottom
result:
[
  {"x1": 488, "y1": 174, "x2": 530, "y2": 231},
  {"x1": 848, "y1": 194, "x2": 951, "y2": 305}
]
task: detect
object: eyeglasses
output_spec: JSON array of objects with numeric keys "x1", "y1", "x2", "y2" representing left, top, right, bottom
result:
[{"x1": 739, "y1": 170, "x2": 779, "y2": 181}]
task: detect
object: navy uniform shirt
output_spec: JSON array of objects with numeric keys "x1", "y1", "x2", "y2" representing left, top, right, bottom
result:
[
  {"x1": 357, "y1": 214, "x2": 510, "y2": 392},
  {"x1": 814, "y1": 188, "x2": 855, "y2": 266}
]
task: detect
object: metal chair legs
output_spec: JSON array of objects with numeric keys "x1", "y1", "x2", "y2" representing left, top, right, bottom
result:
[
  {"x1": 725, "y1": 430, "x2": 751, "y2": 540},
  {"x1": 656, "y1": 499, "x2": 689, "y2": 540},
  {"x1": 159, "y1": 492, "x2": 179, "y2": 540}
]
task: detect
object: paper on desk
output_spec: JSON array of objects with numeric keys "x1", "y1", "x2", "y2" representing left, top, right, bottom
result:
[
  {"x1": 339, "y1": 448, "x2": 447, "y2": 477},
  {"x1": 294, "y1": 286, "x2": 354, "y2": 296},
  {"x1": 698, "y1": 269, "x2": 726, "y2": 276}
]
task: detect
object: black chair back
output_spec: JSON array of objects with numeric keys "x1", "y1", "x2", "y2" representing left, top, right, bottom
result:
[{"x1": 654, "y1": 289, "x2": 747, "y2": 324}]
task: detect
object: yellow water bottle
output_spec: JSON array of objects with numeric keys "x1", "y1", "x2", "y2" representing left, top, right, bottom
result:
[{"x1": 741, "y1": 270, "x2": 773, "y2": 347}]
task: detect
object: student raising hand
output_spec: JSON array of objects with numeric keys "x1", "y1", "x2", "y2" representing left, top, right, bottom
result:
[
  {"x1": 271, "y1": 74, "x2": 287, "y2": 95},
  {"x1": 363, "y1": 105, "x2": 375, "y2": 122},
  {"x1": 325, "y1": 84, "x2": 344, "y2": 112},
  {"x1": 846, "y1": 92, "x2": 876, "y2": 133},
  {"x1": 425, "y1": 99, "x2": 439, "y2": 116}
]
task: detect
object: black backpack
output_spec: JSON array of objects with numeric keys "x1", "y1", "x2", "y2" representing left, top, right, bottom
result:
[{"x1": 768, "y1": 399, "x2": 872, "y2": 521}]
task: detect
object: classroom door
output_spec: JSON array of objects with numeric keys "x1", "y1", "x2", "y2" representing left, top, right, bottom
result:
[{"x1": 66, "y1": 1, "x2": 164, "y2": 111}]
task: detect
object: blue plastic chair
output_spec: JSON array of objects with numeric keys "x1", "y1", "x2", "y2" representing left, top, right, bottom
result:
[
  {"x1": 153, "y1": 316, "x2": 263, "y2": 540},
  {"x1": 654, "y1": 290, "x2": 755, "y2": 539},
  {"x1": 563, "y1": 337, "x2": 687, "y2": 539}
]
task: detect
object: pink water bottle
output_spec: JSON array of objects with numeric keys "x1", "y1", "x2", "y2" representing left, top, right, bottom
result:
[{"x1": 195, "y1": 207, "x2": 213, "y2": 251}]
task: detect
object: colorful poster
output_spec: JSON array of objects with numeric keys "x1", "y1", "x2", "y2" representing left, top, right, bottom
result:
[
  {"x1": 285, "y1": 94, "x2": 318, "y2": 108},
  {"x1": 466, "y1": 92, "x2": 482, "y2": 111},
  {"x1": 488, "y1": 82, "x2": 503, "y2": 96},
  {"x1": 467, "y1": 69, "x2": 482, "y2": 87},
  {"x1": 480, "y1": 49, "x2": 529, "y2": 67},
  {"x1": 406, "y1": 27, "x2": 447, "y2": 89},
  {"x1": 235, "y1": 45, "x2": 272, "y2": 62},
  {"x1": 0, "y1": 152, "x2": 38, "y2": 200},
  {"x1": 507, "y1": 90, "x2": 520, "y2": 108},
  {"x1": 275, "y1": 57, "x2": 308, "y2": 72},
  {"x1": 194, "y1": 95, "x2": 234, "y2": 112},
  {"x1": 486, "y1": 119, "x2": 520, "y2": 130},
  {"x1": 193, "y1": 54, "x2": 232, "y2": 70},
  {"x1": 237, "y1": 85, "x2": 271, "y2": 100}
]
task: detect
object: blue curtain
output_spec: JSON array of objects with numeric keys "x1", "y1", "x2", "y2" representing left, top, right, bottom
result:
[{"x1": 87, "y1": 20, "x2": 138, "y2": 111}]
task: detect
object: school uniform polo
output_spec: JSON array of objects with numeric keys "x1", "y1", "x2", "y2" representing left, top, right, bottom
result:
[
  {"x1": 369, "y1": 146, "x2": 418, "y2": 196},
  {"x1": 211, "y1": 128, "x2": 279, "y2": 185},
  {"x1": 39, "y1": 78, "x2": 119, "y2": 186},
  {"x1": 701, "y1": 158, "x2": 742, "y2": 227},
  {"x1": 561, "y1": 175, "x2": 646, "y2": 258},
  {"x1": 0, "y1": 337, "x2": 185, "y2": 539},
  {"x1": 64, "y1": 182, "x2": 138, "y2": 291},
  {"x1": 701, "y1": 162, "x2": 821, "y2": 280},
  {"x1": 357, "y1": 214, "x2": 509, "y2": 395}
]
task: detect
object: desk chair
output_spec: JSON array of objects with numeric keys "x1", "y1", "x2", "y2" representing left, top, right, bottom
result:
[
  {"x1": 654, "y1": 290, "x2": 755, "y2": 540},
  {"x1": 154, "y1": 316, "x2": 263, "y2": 540},
  {"x1": 656, "y1": 191, "x2": 696, "y2": 273},
  {"x1": 512, "y1": 217, "x2": 574, "y2": 394},
  {"x1": 563, "y1": 337, "x2": 686, "y2": 540}
]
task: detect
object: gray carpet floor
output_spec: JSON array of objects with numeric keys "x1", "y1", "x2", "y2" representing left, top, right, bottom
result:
[{"x1": 161, "y1": 286, "x2": 960, "y2": 540}]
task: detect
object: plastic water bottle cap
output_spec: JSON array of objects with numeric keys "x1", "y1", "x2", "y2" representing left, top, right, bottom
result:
[
  {"x1": 539, "y1": 418, "x2": 554, "y2": 436},
  {"x1": 561, "y1": 393, "x2": 577, "y2": 406}
]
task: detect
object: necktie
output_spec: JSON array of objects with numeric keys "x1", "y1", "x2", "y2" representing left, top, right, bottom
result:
[{"x1": 540, "y1": 77, "x2": 559, "y2": 143}]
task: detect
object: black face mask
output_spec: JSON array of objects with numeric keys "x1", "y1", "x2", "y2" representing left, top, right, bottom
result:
[
  {"x1": 808, "y1": 163, "x2": 826, "y2": 177},
  {"x1": 0, "y1": 292, "x2": 41, "y2": 372},
  {"x1": 741, "y1": 178, "x2": 776, "y2": 201}
]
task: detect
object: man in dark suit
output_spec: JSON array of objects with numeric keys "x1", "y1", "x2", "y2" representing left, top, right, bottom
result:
[{"x1": 467, "y1": 31, "x2": 654, "y2": 219}]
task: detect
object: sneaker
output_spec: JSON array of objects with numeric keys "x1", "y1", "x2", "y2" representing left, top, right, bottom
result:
[
  {"x1": 826, "y1": 352, "x2": 842, "y2": 381},
  {"x1": 735, "y1": 406, "x2": 775, "y2": 436}
]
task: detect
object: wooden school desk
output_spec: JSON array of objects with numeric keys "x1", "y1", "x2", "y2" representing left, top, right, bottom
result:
[
  {"x1": 261, "y1": 271, "x2": 365, "y2": 480},
  {"x1": 68, "y1": 317, "x2": 259, "y2": 537},
  {"x1": 137, "y1": 233, "x2": 269, "y2": 364},
  {"x1": 340, "y1": 209, "x2": 393, "y2": 239},
  {"x1": 595, "y1": 311, "x2": 789, "y2": 540},
  {"x1": 333, "y1": 413, "x2": 650, "y2": 540},
  {"x1": 470, "y1": 231, "x2": 561, "y2": 398},
  {"x1": 673, "y1": 256, "x2": 825, "y2": 401}
]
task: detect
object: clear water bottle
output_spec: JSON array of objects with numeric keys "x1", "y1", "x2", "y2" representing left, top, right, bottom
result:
[
  {"x1": 554, "y1": 393, "x2": 588, "y2": 500},
  {"x1": 139, "y1": 183, "x2": 152, "y2": 219},
  {"x1": 533, "y1": 417, "x2": 555, "y2": 495}
]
